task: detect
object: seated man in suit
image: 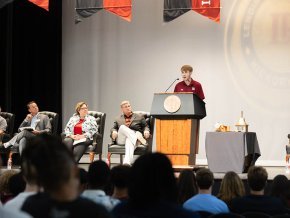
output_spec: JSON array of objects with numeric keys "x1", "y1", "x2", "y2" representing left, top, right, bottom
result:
[
  {"x1": 3, "y1": 101, "x2": 51, "y2": 154},
  {"x1": 0, "y1": 106, "x2": 8, "y2": 140},
  {"x1": 111, "y1": 101, "x2": 150, "y2": 166}
]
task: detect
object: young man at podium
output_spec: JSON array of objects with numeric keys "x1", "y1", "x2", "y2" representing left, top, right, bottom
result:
[{"x1": 174, "y1": 65, "x2": 205, "y2": 100}]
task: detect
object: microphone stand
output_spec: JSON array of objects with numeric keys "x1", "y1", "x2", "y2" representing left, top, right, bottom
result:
[{"x1": 164, "y1": 78, "x2": 179, "y2": 92}]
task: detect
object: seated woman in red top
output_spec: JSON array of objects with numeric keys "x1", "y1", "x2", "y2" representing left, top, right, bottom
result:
[
  {"x1": 174, "y1": 65, "x2": 205, "y2": 100},
  {"x1": 63, "y1": 102, "x2": 98, "y2": 162}
]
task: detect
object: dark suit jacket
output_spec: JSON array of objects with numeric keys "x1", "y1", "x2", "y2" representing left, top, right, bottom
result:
[
  {"x1": 18, "y1": 113, "x2": 51, "y2": 133},
  {"x1": 111, "y1": 113, "x2": 149, "y2": 137}
]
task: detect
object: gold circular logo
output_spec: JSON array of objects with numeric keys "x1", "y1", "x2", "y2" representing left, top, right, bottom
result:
[
  {"x1": 163, "y1": 95, "x2": 181, "y2": 113},
  {"x1": 224, "y1": 0, "x2": 290, "y2": 118}
]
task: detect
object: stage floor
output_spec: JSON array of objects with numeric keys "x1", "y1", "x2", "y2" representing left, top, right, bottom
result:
[
  {"x1": 2, "y1": 162, "x2": 287, "y2": 196},
  {"x1": 171, "y1": 165, "x2": 290, "y2": 180},
  {"x1": 2, "y1": 163, "x2": 289, "y2": 181},
  {"x1": 76, "y1": 164, "x2": 290, "y2": 181}
]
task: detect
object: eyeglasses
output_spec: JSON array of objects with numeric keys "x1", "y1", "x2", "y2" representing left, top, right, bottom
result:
[{"x1": 80, "y1": 107, "x2": 88, "y2": 110}]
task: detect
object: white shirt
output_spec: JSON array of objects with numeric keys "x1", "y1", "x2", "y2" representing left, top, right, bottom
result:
[
  {"x1": 4, "y1": 192, "x2": 36, "y2": 211},
  {"x1": 0, "y1": 205, "x2": 32, "y2": 218},
  {"x1": 81, "y1": 190, "x2": 120, "y2": 211},
  {"x1": 30, "y1": 113, "x2": 39, "y2": 129}
]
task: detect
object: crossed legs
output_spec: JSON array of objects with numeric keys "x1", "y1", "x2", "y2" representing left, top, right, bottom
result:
[
  {"x1": 116, "y1": 125, "x2": 140, "y2": 165},
  {"x1": 4, "y1": 130, "x2": 35, "y2": 154}
]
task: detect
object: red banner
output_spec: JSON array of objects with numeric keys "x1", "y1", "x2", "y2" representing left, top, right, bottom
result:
[
  {"x1": 192, "y1": 0, "x2": 220, "y2": 22},
  {"x1": 29, "y1": 0, "x2": 49, "y2": 11},
  {"x1": 104, "y1": 0, "x2": 132, "y2": 22}
]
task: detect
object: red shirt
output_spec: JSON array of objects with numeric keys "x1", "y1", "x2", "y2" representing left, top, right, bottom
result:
[
  {"x1": 74, "y1": 119, "x2": 84, "y2": 135},
  {"x1": 124, "y1": 113, "x2": 133, "y2": 127},
  {"x1": 174, "y1": 78, "x2": 205, "y2": 100}
]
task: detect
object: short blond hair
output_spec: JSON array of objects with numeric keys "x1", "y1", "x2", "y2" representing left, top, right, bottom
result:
[
  {"x1": 120, "y1": 100, "x2": 130, "y2": 108},
  {"x1": 181, "y1": 65, "x2": 193, "y2": 73},
  {"x1": 75, "y1": 102, "x2": 87, "y2": 115}
]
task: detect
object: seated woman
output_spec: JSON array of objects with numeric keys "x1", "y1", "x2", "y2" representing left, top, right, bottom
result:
[
  {"x1": 63, "y1": 102, "x2": 98, "y2": 162},
  {"x1": 217, "y1": 171, "x2": 245, "y2": 210}
]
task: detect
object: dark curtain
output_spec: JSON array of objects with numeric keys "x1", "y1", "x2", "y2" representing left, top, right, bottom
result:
[{"x1": 0, "y1": 0, "x2": 62, "y2": 133}]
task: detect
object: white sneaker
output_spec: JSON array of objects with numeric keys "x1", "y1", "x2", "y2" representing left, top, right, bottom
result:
[
  {"x1": 136, "y1": 131, "x2": 147, "y2": 145},
  {"x1": 3, "y1": 142, "x2": 11, "y2": 148}
]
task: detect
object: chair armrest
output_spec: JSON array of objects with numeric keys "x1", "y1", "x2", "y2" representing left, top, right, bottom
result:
[
  {"x1": 88, "y1": 132, "x2": 103, "y2": 153},
  {"x1": 108, "y1": 142, "x2": 116, "y2": 147},
  {"x1": 93, "y1": 132, "x2": 102, "y2": 145},
  {"x1": 60, "y1": 133, "x2": 66, "y2": 140}
]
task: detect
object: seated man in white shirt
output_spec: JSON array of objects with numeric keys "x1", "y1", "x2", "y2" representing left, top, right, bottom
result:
[{"x1": 4, "y1": 101, "x2": 51, "y2": 154}]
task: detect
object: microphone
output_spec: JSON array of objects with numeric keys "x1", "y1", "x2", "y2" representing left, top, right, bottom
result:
[{"x1": 164, "y1": 78, "x2": 179, "y2": 92}]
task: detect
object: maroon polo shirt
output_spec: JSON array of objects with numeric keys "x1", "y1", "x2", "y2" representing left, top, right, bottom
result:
[{"x1": 174, "y1": 78, "x2": 205, "y2": 100}]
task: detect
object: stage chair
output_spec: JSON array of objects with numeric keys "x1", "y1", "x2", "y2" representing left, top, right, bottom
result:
[
  {"x1": 85, "y1": 111, "x2": 106, "y2": 162},
  {"x1": 107, "y1": 111, "x2": 155, "y2": 166},
  {"x1": 0, "y1": 112, "x2": 15, "y2": 150},
  {"x1": 38, "y1": 111, "x2": 59, "y2": 135},
  {"x1": 9, "y1": 111, "x2": 59, "y2": 157}
]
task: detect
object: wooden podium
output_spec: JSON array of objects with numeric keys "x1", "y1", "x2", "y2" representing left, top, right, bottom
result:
[{"x1": 150, "y1": 93, "x2": 206, "y2": 165}]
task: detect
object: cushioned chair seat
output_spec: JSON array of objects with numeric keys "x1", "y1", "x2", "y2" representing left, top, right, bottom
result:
[
  {"x1": 108, "y1": 144, "x2": 148, "y2": 153},
  {"x1": 8, "y1": 111, "x2": 59, "y2": 165}
]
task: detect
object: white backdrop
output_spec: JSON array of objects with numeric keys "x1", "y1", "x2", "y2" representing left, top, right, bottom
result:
[{"x1": 62, "y1": 0, "x2": 290, "y2": 165}]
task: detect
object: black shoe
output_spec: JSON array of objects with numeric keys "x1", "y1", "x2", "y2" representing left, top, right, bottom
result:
[
  {"x1": 0, "y1": 143, "x2": 7, "y2": 150},
  {"x1": 87, "y1": 144, "x2": 96, "y2": 152}
]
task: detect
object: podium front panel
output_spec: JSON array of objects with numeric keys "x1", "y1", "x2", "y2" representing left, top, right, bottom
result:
[
  {"x1": 156, "y1": 119, "x2": 199, "y2": 165},
  {"x1": 151, "y1": 93, "x2": 205, "y2": 166},
  {"x1": 150, "y1": 93, "x2": 206, "y2": 119}
]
